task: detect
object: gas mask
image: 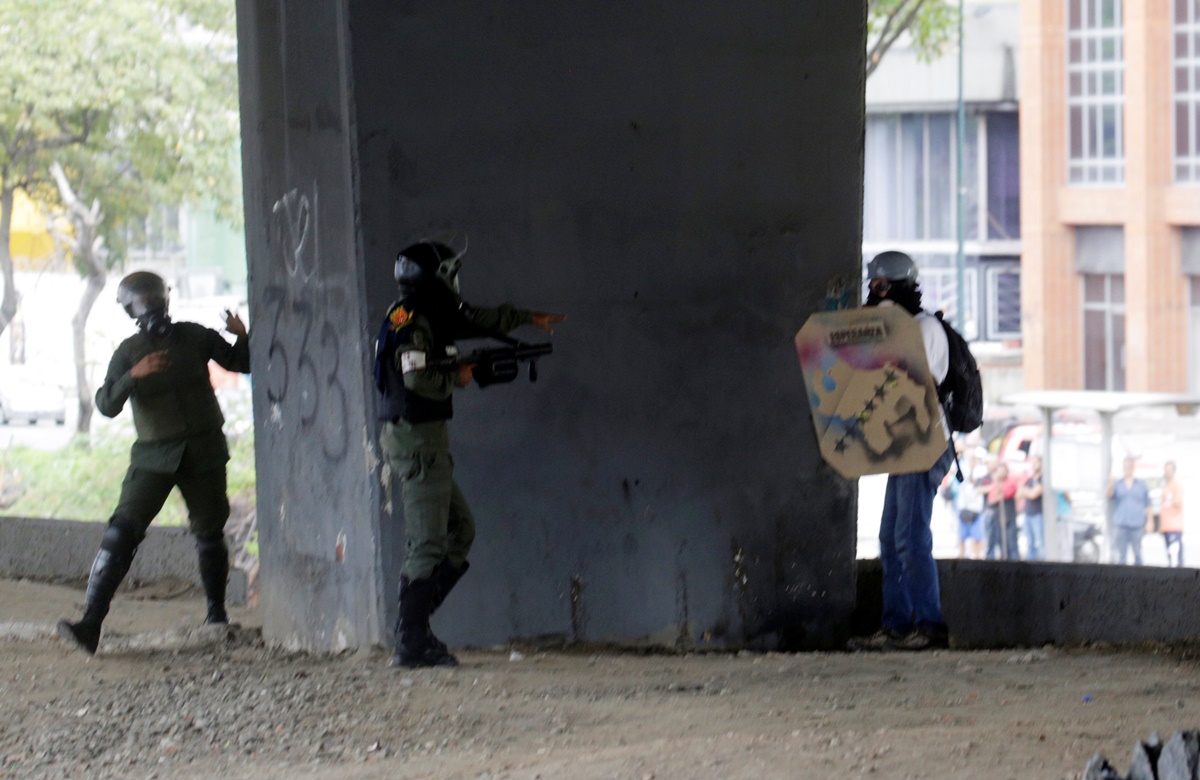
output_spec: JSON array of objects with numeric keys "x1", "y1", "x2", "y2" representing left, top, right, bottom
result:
[
  {"x1": 394, "y1": 241, "x2": 463, "y2": 299},
  {"x1": 137, "y1": 308, "x2": 174, "y2": 339},
  {"x1": 436, "y1": 256, "x2": 461, "y2": 295}
]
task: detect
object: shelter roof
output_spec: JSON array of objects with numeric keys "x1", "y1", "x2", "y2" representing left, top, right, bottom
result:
[{"x1": 1001, "y1": 390, "x2": 1200, "y2": 416}]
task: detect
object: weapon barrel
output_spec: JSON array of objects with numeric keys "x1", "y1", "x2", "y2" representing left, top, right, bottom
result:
[{"x1": 514, "y1": 343, "x2": 553, "y2": 359}]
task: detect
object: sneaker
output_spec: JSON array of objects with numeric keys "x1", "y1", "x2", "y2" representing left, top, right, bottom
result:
[
  {"x1": 847, "y1": 628, "x2": 904, "y2": 652},
  {"x1": 885, "y1": 627, "x2": 949, "y2": 652}
]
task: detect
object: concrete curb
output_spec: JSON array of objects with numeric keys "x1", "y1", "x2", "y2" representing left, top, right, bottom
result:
[
  {"x1": 0, "y1": 516, "x2": 247, "y2": 604},
  {"x1": 856, "y1": 558, "x2": 1200, "y2": 648},
  {"x1": 0, "y1": 622, "x2": 56, "y2": 642},
  {"x1": 0, "y1": 620, "x2": 244, "y2": 654}
]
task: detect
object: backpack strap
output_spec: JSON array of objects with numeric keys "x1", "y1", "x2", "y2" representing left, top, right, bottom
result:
[
  {"x1": 947, "y1": 428, "x2": 964, "y2": 483},
  {"x1": 941, "y1": 405, "x2": 963, "y2": 483},
  {"x1": 928, "y1": 310, "x2": 963, "y2": 482}
]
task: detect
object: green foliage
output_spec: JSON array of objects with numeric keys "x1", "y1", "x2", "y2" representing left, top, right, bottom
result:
[
  {"x1": 0, "y1": 0, "x2": 241, "y2": 268},
  {"x1": 0, "y1": 429, "x2": 256, "y2": 528},
  {"x1": 867, "y1": 0, "x2": 958, "y2": 78}
]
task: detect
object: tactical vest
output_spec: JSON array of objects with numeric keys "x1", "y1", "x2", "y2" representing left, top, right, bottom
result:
[{"x1": 374, "y1": 298, "x2": 455, "y2": 424}]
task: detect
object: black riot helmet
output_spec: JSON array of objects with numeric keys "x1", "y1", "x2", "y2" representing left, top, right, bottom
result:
[
  {"x1": 117, "y1": 271, "x2": 173, "y2": 337},
  {"x1": 394, "y1": 241, "x2": 462, "y2": 297}
]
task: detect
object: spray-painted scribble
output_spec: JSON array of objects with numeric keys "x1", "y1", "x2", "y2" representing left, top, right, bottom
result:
[
  {"x1": 260, "y1": 181, "x2": 351, "y2": 463},
  {"x1": 271, "y1": 183, "x2": 319, "y2": 283}
]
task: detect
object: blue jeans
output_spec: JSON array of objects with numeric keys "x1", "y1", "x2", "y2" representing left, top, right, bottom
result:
[
  {"x1": 1024, "y1": 512, "x2": 1044, "y2": 561},
  {"x1": 878, "y1": 444, "x2": 954, "y2": 635},
  {"x1": 986, "y1": 507, "x2": 1020, "y2": 560},
  {"x1": 1164, "y1": 532, "x2": 1184, "y2": 567},
  {"x1": 1112, "y1": 525, "x2": 1144, "y2": 565}
]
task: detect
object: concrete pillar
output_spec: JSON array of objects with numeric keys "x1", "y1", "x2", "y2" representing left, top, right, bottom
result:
[
  {"x1": 236, "y1": 2, "x2": 382, "y2": 650},
  {"x1": 237, "y1": 1, "x2": 867, "y2": 651}
]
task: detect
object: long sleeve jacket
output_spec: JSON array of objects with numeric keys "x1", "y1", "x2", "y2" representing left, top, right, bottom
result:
[{"x1": 96, "y1": 322, "x2": 250, "y2": 473}]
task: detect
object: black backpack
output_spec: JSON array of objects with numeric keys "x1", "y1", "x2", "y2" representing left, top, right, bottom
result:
[{"x1": 932, "y1": 310, "x2": 983, "y2": 434}]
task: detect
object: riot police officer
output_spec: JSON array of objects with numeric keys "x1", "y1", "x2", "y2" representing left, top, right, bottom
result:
[
  {"x1": 375, "y1": 240, "x2": 564, "y2": 668},
  {"x1": 57, "y1": 271, "x2": 251, "y2": 655}
]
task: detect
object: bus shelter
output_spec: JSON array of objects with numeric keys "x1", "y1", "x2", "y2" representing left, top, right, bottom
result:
[{"x1": 1000, "y1": 391, "x2": 1200, "y2": 562}]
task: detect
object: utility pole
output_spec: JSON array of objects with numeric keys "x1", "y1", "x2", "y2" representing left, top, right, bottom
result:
[{"x1": 955, "y1": 0, "x2": 967, "y2": 329}]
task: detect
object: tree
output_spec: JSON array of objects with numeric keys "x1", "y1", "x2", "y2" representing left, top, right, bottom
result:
[
  {"x1": 0, "y1": 0, "x2": 240, "y2": 433},
  {"x1": 49, "y1": 162, "x2": 108, "y2": 435},
  {"x1": 868, "y1": 0, "x2": 958, "y2": 79}
]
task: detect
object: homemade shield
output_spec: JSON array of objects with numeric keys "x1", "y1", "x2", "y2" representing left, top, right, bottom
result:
[{"x1": 795, "y1": 306, "x2": 946, "y2": 479}]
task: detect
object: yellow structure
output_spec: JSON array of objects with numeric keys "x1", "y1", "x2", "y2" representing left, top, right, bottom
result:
[{"x1": 7, "y1": 190, "x2": 67, "y2": 267}]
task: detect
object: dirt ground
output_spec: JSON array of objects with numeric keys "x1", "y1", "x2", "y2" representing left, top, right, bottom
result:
[{"x1": 1, "y1": 578, "x2": 1197, "y2": 780}]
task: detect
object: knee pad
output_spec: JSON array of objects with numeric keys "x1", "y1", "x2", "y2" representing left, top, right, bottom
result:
[{"x1": 101, "y1": 521, "x2": 142, "y2": 557}]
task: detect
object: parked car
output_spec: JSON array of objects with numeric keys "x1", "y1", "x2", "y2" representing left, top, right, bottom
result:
[{"x1": 0, "y1": 368, "x2": 66, "y2": 426}]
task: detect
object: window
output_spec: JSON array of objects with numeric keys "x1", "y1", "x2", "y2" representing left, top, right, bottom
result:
[
  {"x1": 1082, "y1": 273, "x2": 1126, "y2": 390},
  {"x1": 915, "y1": 259, "x2": 1022, "y2": 343},
  {"x1": 864, "y1": 114, "x2": 975, "y2": 242},
  {"x1": 985, "y1": 262, "x2": 1022, "y2": 340},
  {"x1": 1182, "y1": 228, "x2": 1200, "y2": 390},
  {"x1": 912, "y1": 258, "x2": 980, "y2": 338},
  {"x1": 1067, "y1": 0, "x2": 1125, "y2": 184},
  {"x1": 863, "y1": 111, "x2": 1021, "y2": 343},
  {"x1": 1173, "y1": 0, "x2": 1200, "y2": 181},
  {"x1": 987, "y1": 113, "x2": 1021, "y2": 239},
  {"x1": 1191, "y1": 277, "x2": 1200, "y2": 392}
]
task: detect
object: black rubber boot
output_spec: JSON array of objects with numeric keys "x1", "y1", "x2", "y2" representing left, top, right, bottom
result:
[
  {"x1": 389, "y1": 575, "x2": 458, "y2": 669},
  {"x1": 423, "y1": 560, "x2": 469, "y2": 654},
  {"x1": 57, "y1": 619, "x2": 102, "y2": 656},
  {"x1": 196, "y1": 536, "x2": 230, "y2": 625},
  {"x1": 57, "y1": 526, "x2": 137, "y2": 656},
  {"x1": 430, "y1": 560, "x2": 469, "y2": 616}
]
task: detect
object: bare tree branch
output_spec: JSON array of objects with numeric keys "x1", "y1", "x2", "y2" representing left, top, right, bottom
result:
[{"x1": 867, "y1": 0, "x2": 929, "y2": 78}]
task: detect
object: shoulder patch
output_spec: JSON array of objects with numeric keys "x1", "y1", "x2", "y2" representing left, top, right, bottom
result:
[{"x1": 388, "y1": 304, "x2": 413, "y2": 331}]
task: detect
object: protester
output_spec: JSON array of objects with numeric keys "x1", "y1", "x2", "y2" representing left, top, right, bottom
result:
[{"x1": 848, "y1": 251, "x2": 954, "y2": 652}]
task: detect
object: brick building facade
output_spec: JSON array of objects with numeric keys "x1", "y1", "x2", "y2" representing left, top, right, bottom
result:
[{"x1": 1021, "y1": 0, "x2": 1200, "y2": 391}]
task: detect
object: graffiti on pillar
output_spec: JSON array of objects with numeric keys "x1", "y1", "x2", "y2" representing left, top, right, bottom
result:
[
  {"x1": 272, "y1": 185, "x2": 320, "y2": 284},
  {"x1": 260, "y1": 180, "x2": 352, "y2": 463}
]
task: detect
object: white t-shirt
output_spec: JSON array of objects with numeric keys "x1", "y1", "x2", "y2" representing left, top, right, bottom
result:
[{"x1": 914, "y1": 308, "x2": 951, "y2": 442}]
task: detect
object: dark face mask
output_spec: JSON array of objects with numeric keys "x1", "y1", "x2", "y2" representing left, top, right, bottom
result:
[
  {"x1": 865, "y1": 280, "x2": 922, "y2": 315},
  {"x1": 137, "y1": 309, "x2": 174, "y2": 339},
  {"x1": 864, "y1": 278, "x2": 891, "y2": 307}
]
